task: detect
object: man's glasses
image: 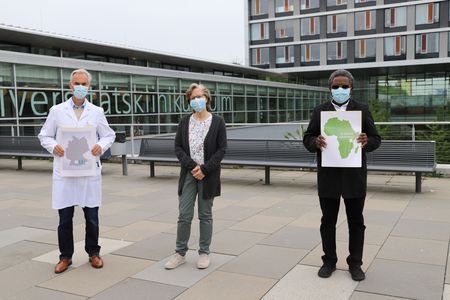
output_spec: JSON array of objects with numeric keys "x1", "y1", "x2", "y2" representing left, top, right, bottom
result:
[{"x1": 331, "y1": 85, "x2": 350, "y2": 89}]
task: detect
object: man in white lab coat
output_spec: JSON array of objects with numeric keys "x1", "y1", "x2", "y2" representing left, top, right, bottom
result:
[{"x1": 38, "y1": 69, "x2": 115, "y2": 274}]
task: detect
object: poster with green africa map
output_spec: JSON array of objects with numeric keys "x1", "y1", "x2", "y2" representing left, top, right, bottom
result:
[{"x1": 320, "y1": 111, "x2": 362, "y2": 168}]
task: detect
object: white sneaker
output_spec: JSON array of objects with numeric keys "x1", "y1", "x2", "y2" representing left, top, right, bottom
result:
[
  {"x1": 197, "y1": 254, "x2": 210, "y2": 269},
  {"x1": 164, "y1": 253, "x2": 186, "y2": 270}
]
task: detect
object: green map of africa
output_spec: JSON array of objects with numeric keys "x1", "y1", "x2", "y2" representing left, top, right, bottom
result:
[{"x1": 324, "y1": 117, "x2": 359, "y2": 159}]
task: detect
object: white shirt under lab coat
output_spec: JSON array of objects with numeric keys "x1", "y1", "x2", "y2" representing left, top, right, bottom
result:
[{"x1": 38, "y1": 98, "x2": 115, "y2": 209}]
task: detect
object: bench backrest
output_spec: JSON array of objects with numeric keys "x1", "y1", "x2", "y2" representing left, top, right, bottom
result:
[
  {"x1": 138, "y1": 138, "x2": 436, "y2": 172},
  {"x1": 0, "y1": 136, "x2": 49, "y2": 155},
  {"x1": 367, "y1": 140, "x2": 436, "y2": 171},
  {"x1": 139, "y1": 138, "x2": 176, "y2": 158},
  {"x1": 225, "y1": 139, "x2": 316, "y2": 164}
]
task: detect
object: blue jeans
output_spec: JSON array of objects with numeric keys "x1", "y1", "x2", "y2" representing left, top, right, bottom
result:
[
  {"x1": 58, "y1": 206, "x2": 100, "y2": 260},
  {"x1": 176, "y1": 173, "x2": 214, "y2": 256}
]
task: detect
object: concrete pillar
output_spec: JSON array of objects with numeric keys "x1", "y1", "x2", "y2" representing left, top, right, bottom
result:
[
  {"x1": 440, "y1": 31, "x2": 448, "y2": 58},
  {"x1": 376, "y1": 37, "x2": 384, "y2": 62},
  {"x1": 320, "y1": 42, "x2": 327, "y2": 65},
  {"x1": 347, "y1": 11, "x2": 355, "y2": 37},
  {"x1": 407, "y1": 5, "x2": 415, "y2": 31},
  {"x1": 406, "y1": 35, "x2": 415, "y2": 60}
]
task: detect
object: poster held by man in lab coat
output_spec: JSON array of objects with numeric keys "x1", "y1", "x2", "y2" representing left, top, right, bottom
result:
[{"x1": 58, "y1": 126, "x2": 96, "y2": 177}]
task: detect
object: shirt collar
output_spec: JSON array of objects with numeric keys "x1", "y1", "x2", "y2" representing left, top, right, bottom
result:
[
  {"x1": 331, "y1": 99, "x2": 349, "y2": 111},
  {"x1": 70, "y1": 97, "x2": 86, "y2": 109}
]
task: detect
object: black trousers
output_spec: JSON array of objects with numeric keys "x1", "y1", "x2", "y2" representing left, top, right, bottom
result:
[
  {"x1": 319, "y1": 197, "x2": 366, "y2": 267},
  {"x1": 58, "y1": 206, "x2": 101, "y2": 260}
]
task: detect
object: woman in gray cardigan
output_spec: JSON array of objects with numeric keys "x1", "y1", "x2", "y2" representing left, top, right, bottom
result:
[{"x1": 165, "y1": 83, "x2": 227, "y2": 270}]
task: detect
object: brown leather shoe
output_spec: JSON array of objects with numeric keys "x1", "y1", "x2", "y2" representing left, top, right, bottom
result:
[
  {"x1": 54, "y1": 259, "x2": 72, "y2": 274},
  {"x1": 89, "y1": 255, "x2": 103, "y2": 269}
]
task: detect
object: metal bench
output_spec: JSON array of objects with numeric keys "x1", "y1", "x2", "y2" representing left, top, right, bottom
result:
[
  {"x1": 133, "y1": 137, "x2": 436, "y2": 193},
  {"x1": 0, "y1": 136, "x2": 128, "y2": 175},
  {"x1": 0, "y1": 136, "x2": 52, "y2": 170}
]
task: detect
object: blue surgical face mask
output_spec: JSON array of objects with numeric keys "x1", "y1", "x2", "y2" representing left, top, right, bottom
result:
[
  {"x1": 190, "y1": 97, "x2": 207, "y2": 112},
  {"x1": 331, "y1": 87, "x2": 351, "y2": 104},
  {"x1": 73, "y1": 85, "x2": 89, "y2": 99}
]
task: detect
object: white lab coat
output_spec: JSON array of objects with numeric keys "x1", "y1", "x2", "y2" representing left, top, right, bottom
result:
[{"x1": 38, "y1": 98, "x2": 115, "y2": 210}]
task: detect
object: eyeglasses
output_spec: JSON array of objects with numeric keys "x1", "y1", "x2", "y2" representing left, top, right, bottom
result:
[{"x1": 331, "y1": 85, "x2": 350, "y2": 90}]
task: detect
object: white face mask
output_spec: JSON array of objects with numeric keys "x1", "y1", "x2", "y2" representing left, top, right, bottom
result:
[
  {"x1": 331, "y1": 87, "x2": 351, "y2": 104},
  {"x1": 73, "y1": 85, "x2": 89, "y2": 99}
]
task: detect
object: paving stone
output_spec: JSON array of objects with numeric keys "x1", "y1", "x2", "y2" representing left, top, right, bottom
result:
[
  {"x1": 262, "y1": 265, "x2": 357, "y2": 300},
  {"x1": 0, "y1": 226, "x2": 53, "y2": 248},
  {"x1": 350, "y1": 291, "x2": 413, "y2": 300},
  {"x1": 33, "y1": 238, "x2": 132, "y2": 267},
  {"x1": 113, "y1": 233, "x2": 198, "y2": 261},
  {"x1": 9, "y1": 287, "x2": 87, "y2": 300},
  {"x1": 259, "y1": 226, "x2": 321, "y2": 250},
  {"x1": 220, "y1": 244, "x2": 307, "y2": 279},
  {"x1": 133, "y1": 251, "x2": 234, "y2": 288},
  {"x1": 356, "y1": 259, "x2": 445, "y2": 300},
  {"x1": 0, "y1": 240, "x2": 56, "y2": 271},
  {"x1": 401, "y1": 206, "x2": 450, "y2": 223},
  {"x1": 444, "y1": 284, "x2": 450, "y2": 300},
  {"x1": 213, "y1": 205, "x2": 263, "y2": 221},
  {"x1": 391, "y1": 218, "x2": 450, "y2": 241},
  {"x1": 0, "y1": 260, "x2": 58, "y2": 300},
  {"x1": 211, "y1": 229, "x2": 268, "y2": 255},
  {"x1": 377, "y1": 236, "x2": 448, "y2": 266},
  {"x1": 38, "y1": 255, "x2": 153, "y2": 297},
  {"x1": 90, "y1": 278, "x2": 185, "y2": 300},
  {"x1": 175, "y1": 271, "x2": 276, "y2": 300},
  {"x1": 301, "y1": 241, "x2": 379, "y2": 272},
  {"x1": 100, "y1": 220, "x2": 175, "y2": 242},
  {"x1": 230, "y1": 215, "x2": 294, "y2": 234}
]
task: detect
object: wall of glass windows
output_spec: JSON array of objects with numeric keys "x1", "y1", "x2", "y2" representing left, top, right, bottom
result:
[
  {"x1": 300, "y1": 71, "x2": 450, "y2": 122},
  {"x1": 0, "y1": 60, "x2": 328, "y2": 137}
]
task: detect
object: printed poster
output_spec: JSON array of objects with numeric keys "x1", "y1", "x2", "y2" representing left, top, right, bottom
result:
[
  {"x1": 320, "y1": 111, "x2": 362, "y2": 168},
  {"x1": 58, "y1": 126, "x2": 96, "y2": 177}
]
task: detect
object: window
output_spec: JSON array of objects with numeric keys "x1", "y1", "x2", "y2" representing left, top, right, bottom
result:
[
  {"x1": 301, "y1": 17, "x2": 320, "y2": 36},
  {"x1": 355, "y1": 10, "x2": 375, "y2": 31},
  {"x1": 251, "y1": 23, "x2": 269, "y2": 41},
  {"x1": 385, "y1": 7, "x2": 407, "y2": 28},
  {"x1": 416, "y1": 3, "x2": 439, "y2": 25},
  {"x1": 384, "y1": 36, "x2": 406, "y2": 56},
  {"x1": 415, "y1": 33, "x2": 439, "y2": 54},
  {"x1": 355, "y1": 0, "x2": 375, "y2": 3},
  {"x1": 300, "y1": 0, "x2": 319, "y2": 10},
  {"x1": 355, "y1": 39, "x2": 376, "y2": 59},
  {"x1": 275, "y1": 0, "x2": 293, "y2": 13},
  {"x1": 275, "y1": 20, "x2": 293, "y2": 38},
  {"x1": 251, "y1": 0, "x2": 268, "y2": 16},
  {"x1": 301, "y1": 43, "x2": 320, "y2": 63},
  {"x1": 276, "y1": 46, "x2": 294, "y2": 63},
  {"x1": 252, "y1": 48, "x2": 270, "y2": 65},
  {"x1": 327, "y1": 0, "x2": 347, "y2": 6},
  {"x1": 327, "y1": 14, "x2": 347, "y2": 33},
  {"x1": 327, "y1": 41, "x2": 347, "y2": 60}
]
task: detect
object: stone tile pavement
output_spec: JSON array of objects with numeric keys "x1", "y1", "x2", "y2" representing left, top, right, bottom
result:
[{"x1": 0, "y1": 158, "x2": 449, "y2": 300}]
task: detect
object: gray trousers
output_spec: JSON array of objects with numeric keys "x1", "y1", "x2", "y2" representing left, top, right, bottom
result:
[{"x1": 176, "y1": 172, "x2": 214, "y2": 256}]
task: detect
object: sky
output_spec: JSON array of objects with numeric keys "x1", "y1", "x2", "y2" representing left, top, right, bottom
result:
[{"x1": 0, "y1": 0, "x2": 247, "y2": 65}]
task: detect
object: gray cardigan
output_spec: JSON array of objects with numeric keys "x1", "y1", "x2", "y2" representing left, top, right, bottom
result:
[{"x1": 174, "y1": 114, "x2": 227, "y2": 199}]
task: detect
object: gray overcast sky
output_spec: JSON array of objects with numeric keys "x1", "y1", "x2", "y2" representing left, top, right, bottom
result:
[{"x1": 0, "y1": 0, "x2": 247, "y2": 64}]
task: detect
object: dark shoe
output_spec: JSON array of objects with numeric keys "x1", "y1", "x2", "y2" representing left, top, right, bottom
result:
[
  {"x1": 318, "y1": 264, "x2": 336, "y2": 278},
  {"x1": 89, "y1": 255, "x2": 103, "y2": 269},
  {"x1": 54, "y1": 259, "x2": 72, "y2": 274},
  {"x1": 349, "y1": 266, "x2": 365, "y2": 281}
]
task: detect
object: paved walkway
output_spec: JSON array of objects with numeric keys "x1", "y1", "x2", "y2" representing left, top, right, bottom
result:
[{"x1": 0, "y1": 158, "x2": 449, "y2": 300}]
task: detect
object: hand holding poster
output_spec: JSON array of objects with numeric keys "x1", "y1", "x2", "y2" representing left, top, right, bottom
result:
[
  {"x1": 58, "y1": 126, "x2": 96, "y2": 177},
  {"x1": 320, "y1": 111, "x2": 362, "y2": 168}
]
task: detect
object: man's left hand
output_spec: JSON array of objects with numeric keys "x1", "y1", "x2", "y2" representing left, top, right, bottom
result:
[
  {"x1": 91, "y1": 144, "x2": 103, "y2": 156},
  {"x1": 357, "y1": 133, "x2": 368, "y2": 148}
]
